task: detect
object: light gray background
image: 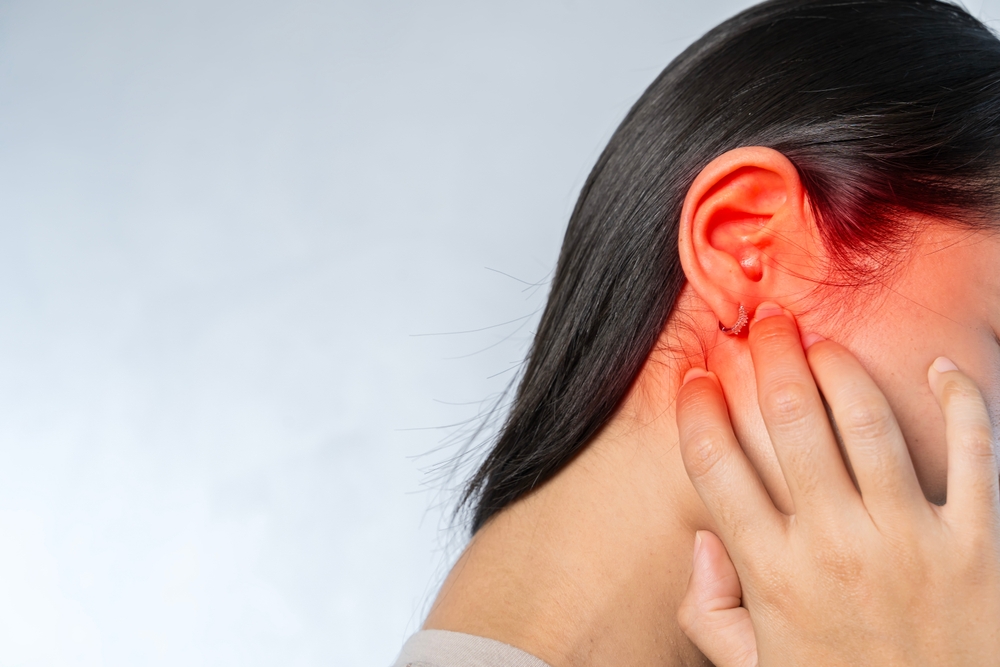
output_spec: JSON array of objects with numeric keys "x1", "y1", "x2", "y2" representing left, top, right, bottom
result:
[{"x1": 0, "y1": 1, "x2": 996, "y2": 665}]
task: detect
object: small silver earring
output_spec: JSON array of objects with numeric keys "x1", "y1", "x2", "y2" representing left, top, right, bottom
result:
[{"x1": 719, "y1": 304, "x2": 748, "y2": 336}]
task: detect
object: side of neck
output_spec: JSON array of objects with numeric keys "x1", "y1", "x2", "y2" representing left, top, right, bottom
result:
[{"x1": 423, "y1": 376, "x2": 714, "y2": 667}]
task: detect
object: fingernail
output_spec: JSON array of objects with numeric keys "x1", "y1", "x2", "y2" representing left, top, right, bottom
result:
[
  {"x1": 753, "y1": 301, "x2": 784, "y2": 323},
  {"x1": 802, "y1": 332, "x2": 825, "y2": 349},
  {"x1": 932, "y1": 356, "x2": 959, "y2": 374},
  {"x1": 683, "y1": 367, "x2": 710, "y2": 385},
  {"x1": 692, "y1": 531, "x2": 705, "y2": 569}
]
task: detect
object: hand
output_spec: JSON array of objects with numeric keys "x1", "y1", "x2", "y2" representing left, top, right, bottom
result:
[
  {"x1": 678, "y1": 529, "x2": 756, "y2": 667},
  {"x1": 674, "y1": 303, "x2": 1000, "y2": 666}
]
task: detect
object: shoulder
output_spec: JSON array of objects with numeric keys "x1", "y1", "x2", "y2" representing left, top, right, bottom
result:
[{"x1": 392, "y1": 629, "x2": 553, "y2": 667}]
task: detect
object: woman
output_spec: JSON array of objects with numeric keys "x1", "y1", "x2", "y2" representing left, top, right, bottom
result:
[{"x1": 395, "y1": 0, "x2": 1000, "y2": 664}]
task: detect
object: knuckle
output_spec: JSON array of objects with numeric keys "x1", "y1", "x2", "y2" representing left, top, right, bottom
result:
[
  {"x1": 749, "y1": 561, "x2": 793, "y2": 607},
  {"x1": 840, "y1": 400, "x2": 895, "y2": 443},
  {"x1": 812, "y1": 540, "x2": 866, "y2": 585},
  {"x1": 940, "y1": 377, "x2": 984, "y2": 409},
  {"x1": 760, "y1": 382, "x2": 812, "y2": 427},
  {"x1": 677, "y1": 380, "x2": 715, "y2": 411},
  {"x1": 962, "y1": 528, "x2": 1000, "y2": 568},
  {"x1": 682, "y1": 429, "x2": 729, "y2": 480},
  {"x1": 958, "y1": 423, "x2": 997, "y2": 460}
]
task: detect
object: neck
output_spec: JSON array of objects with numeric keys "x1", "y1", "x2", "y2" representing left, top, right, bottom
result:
[
  {"x1": 424, "y1": 339, "x2": 723, "y2": 666},
  {"x1": 420, "y1": 285, "x2": 788, "y2": 666}
]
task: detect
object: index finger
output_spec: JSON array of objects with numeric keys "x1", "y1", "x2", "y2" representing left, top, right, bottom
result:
[
  {"x1": 748, "y1": 304, "x2": 861, "y2": 521},
  {"x1": 677, "y1": 367, "x2": 785, "y2": 558}
]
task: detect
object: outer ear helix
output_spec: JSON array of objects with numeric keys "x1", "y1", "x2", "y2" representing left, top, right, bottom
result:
[{"x1": 719, "y1": 304, "x2": 748, "y2": 336}]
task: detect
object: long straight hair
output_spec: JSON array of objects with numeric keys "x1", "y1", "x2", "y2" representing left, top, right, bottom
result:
[{"x1": 462, "y1": 0, "x2": 1000, "y2": 533}]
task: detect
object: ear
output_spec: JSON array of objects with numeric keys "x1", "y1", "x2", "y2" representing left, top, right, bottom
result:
[{"x1": 677, "y1": 146, "x2": 823, "y2": 331}]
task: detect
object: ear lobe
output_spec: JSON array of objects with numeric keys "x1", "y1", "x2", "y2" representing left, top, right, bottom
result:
[{"x1": 678, "y1": 147, "x2": 819, "y2": 327}]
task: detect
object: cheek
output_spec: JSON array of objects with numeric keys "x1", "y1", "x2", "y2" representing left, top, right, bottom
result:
[
  {"x1": 809, "y1": 227, "x2": 1000, "y2": 504},
  {"x1": 889, "y1": 382, "x2": 948, "y2": 504},
  {"x1": 852, "y1": 332, "x2": 1000, "y2": 506}
]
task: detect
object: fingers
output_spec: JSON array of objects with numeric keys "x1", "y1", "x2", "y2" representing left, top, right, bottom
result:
[
  {"x1": 748, "y1": 303, "x2": 860, "y2": 519},
  {"x1": 928, "y1": 357, "x2": 1000, "y2": 526},
  {"x1": 804, "y1": 338, "x2": 927, "y2": 521},
  {"x1": 677, "y1": 531, "x2": 758, "y2": 667},
  {"x1": 677, "y1": 368, "x2": 784, "y2": 553}
]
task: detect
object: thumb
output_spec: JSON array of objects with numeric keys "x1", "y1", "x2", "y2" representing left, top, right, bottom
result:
[{"x1": 677, "y1": 531, "x2": 758, "y2": 667}]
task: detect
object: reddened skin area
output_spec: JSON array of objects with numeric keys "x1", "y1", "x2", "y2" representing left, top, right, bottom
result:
[
  {"x1": 677, "y1": 147, "x2": 827, "y2": 339},
  {"x1": 425, "y1": 145, "x2": 1000, "y2": 667}
]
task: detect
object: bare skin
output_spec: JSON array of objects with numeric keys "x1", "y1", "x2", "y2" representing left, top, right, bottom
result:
[
  {"x1": 676, "y1": 325, "x2": 1000, "y2": 666},
  {"x1": 423, "y1": 147, "x2": 1000, "y2": 666}
]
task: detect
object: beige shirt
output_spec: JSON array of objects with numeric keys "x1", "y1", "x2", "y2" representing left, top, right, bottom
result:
[{"x1": 392, "y1": 630, "x2": 553, "y2": 667}]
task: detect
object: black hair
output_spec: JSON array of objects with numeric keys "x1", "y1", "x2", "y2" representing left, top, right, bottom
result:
[{"x1": 462, "y1": 0, "x2": 1000, "y2": 533}]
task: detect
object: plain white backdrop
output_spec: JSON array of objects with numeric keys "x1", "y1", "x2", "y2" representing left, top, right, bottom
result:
[{"x1": 0, "y1": 1, "x2": 996, "y2": 665}]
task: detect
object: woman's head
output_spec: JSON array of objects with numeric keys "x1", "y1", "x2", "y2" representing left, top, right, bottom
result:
[{"x1": 463, "y1": 0, "x2": 1000, "y2": 532}]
